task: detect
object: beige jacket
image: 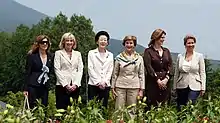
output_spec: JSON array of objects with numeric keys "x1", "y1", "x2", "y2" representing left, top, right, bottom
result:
[
  {"x1": 111, "y1": 52, "x2": 145, "y2": 89},
  {"x1": 173, "y1": 51, "x2": 206, "y2": 91}
]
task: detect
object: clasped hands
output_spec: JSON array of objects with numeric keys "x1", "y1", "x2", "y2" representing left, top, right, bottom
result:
[
  {"x1": 65, "y1": 84, "x2": 77, "y2": 92},
  {"x1": 157, "y1": 78, "x2": 168, "y2": 90},
  {"x1": 97, "y1": 82, "x2": 107, "y2": 90}
]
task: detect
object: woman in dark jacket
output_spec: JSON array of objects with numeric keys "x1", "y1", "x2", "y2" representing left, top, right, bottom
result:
[
  {"x1": 23, "y1": 35, "x2": 54, "y2": 109},
  {"x1": 143, "y1": 29, "x2": 173, "y2": 107}
]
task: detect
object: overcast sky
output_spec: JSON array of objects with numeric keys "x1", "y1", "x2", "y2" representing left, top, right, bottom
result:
[{"x1": 15, "y1": 0, "x2": 220, "y2": 60}]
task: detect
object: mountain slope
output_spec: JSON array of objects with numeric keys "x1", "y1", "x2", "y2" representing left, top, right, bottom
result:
[{"x1": 0, "y1": 0, "x2": 49, "y2": 32}]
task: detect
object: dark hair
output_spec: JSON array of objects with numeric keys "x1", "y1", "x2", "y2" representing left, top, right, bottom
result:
[
  {"x1": 95, "y1": 31, "x2": 110, "y2": 43},
  {"x1": 28, "y1": 35, "x2": 51, "y2": 54},
  {"x1": 184, "y1": 34, "x2": 196, "y2": 45},
  {"x1": 148, "y1": 29, "x2": 166, "y2": 47},
  {"x1": 122, "y1": 35, "x2": 137, "y2": 46}
]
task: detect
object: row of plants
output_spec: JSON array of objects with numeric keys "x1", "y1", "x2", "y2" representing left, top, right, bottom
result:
[{"x1": 0, "y1": 91, "x2": 220, "y2": 123}]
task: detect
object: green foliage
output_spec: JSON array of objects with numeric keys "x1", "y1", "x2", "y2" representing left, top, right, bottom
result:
[{"x1": 1, "y1": 93, "x2": 220, "y2": 122}]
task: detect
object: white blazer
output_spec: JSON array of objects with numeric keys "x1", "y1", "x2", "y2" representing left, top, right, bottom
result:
[
  {"x1": 54, "y1": 49, "x2": 84, "y2": 87},
  {"x1": 173, "y1": 51, "x2": 206, "y2": 91},
  {"x1": 88, "y1": 48, "x2": 114, "y2": 87}
]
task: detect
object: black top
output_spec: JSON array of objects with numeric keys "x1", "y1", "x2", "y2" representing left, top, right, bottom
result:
[{"x1": 24, "y1": 52, "x2": 54, "y2": 91}]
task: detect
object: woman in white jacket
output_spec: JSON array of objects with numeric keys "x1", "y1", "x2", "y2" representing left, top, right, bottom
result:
[
  {"x1": 54, "y1": 32, "x2": 83, "y2": 110},
  {"x1": 173, "y1": 34, "x2": 206, "y2": 111},
  {"x1": 88, "y1": 31, "x2": 114, "y2": 108}
]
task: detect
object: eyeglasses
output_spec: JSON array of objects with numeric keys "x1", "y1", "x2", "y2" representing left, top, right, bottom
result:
[{"x1": 39, "y1": 41, "x2": 49, "y2": 45}]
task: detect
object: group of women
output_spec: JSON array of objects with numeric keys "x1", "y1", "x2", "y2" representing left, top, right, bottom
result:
[{"x1": 23, "y1": 28, "x2": 206, "y2": 114}]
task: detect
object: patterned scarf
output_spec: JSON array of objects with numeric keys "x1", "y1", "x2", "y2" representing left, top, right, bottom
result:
[
  {"x1": 115, "y1": 51, "x2": 140, "y2": 67},
  {"x1": 37, "y1": 65, "x2": 49, "y2": 84}
]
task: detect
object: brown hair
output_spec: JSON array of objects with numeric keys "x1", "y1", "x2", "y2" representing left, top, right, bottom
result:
[
  {"x1": 28, "y1": 35, "x2": 51, "y2": 54},
  {"x1": 183, "y1": 34, "x2": 196, "y2": 45},
  {"x1": 148, "y1": 29, "x2": 166, "y2": 47},
  {"x1": 122, "y1": 35, "x2": 137, "y2": 46}
]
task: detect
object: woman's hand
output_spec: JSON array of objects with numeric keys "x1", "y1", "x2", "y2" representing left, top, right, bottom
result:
[
  {"x1": 138, "y1": 89, "x2": 143, "y2": 98},
  {"x1": 112, "y1": 88, "x2": 118, "y2": 99},
  {"x1": 161, "y1": 78, "x2": 168, "y2": 87},
  {"x1": 23, "y1": 91, "x2": 28, "y2": 96},
  {"x1": 97, "y1": 82, "x2": 106, "y2": 90},
  {"x1": 200, "y1": 90, "x2": 205, "y2": 96},
  {"x1": 157, "y1": 79, "x2": 166, "y2": 90}
]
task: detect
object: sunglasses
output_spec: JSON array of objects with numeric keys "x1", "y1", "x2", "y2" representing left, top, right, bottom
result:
[{"x1": 39, "y1": 41, "x2": 49, "y2": 45}]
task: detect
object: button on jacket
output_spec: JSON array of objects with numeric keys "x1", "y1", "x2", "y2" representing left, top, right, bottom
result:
[
  {"x1": 173, "y1": 51, "x2": 206, "y2": 91},
  {"x1": 88, "y1": 48, "x2": 114, "y2": 86},
  {"x1": 54, "y1": 49, "x2": 84, "y2": 87}
]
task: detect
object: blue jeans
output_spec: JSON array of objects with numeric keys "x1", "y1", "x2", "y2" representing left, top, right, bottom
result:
[{"x1": 176, "y1": 87, "x2": 200, "y2": 111}]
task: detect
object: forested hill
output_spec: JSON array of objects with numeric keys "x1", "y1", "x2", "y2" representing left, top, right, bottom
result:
[{"x1": 0, "y1": 0, "x2": 49, "y2": 32}]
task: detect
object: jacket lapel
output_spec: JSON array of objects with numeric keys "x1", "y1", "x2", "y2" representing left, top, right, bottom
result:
[
  {"x1": 35, "y1": 53, "x2": 43, "y2": 68},
  {"x1": 189, "y1": 51, "x2": 196, "y2": 72},
  {"x1": 94, "y1": 48, "x2": 104, "y2": 63},
  {"x1": 61, "y1": 49, "x2": 72, "y2": 64},
  {"x1": 179, "y1": 53, "x2": 184, "y2": 71}
]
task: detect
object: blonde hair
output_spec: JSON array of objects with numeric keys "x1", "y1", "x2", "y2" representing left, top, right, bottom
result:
[
  {"x1": 28, "y1": 35, "x2": 50, "y2": 54},
  {"x1": 59, "y1": 32, "x2": 77, "y2": 49}
]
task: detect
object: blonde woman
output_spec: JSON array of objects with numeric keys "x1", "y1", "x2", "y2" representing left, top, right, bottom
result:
[
  {"x1": 111, "y1": 35, "x2": 145, "y2": 110},
  {"x1": 24, "y1": 35, "x2": 53, "y2": 109},
  {"x1": 54, "y1": 32, "x2": 84, "y2": 110}
]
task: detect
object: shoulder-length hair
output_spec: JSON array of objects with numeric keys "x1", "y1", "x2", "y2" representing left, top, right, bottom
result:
[
  {"x1": 59, "y1": 32, "x2": 77, "y2": 50},
  {"x1": 28, "y1": 35, "x2": 51, "y2": 54},
  {"x1": 148, "y1": 29, "x2": 166, "y2": 47}
]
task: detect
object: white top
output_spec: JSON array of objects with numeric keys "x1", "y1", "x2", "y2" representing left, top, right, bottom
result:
[
  {"x1": 182, "y1": 59, "x2": 192, "y2": 72},
  {"x1": 99, "y1": 52, "x2": 106, "y2": 61},
  {"x1": 88, "y1": 48, "x2": 114, "y2": 86}
]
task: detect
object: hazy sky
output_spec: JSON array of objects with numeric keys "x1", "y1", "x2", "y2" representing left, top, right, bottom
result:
[{"x1": 15, "y1": 0, "x2": 220, "y2": 60}]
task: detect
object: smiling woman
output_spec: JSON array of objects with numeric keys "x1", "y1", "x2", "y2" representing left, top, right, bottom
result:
[
  {"x1": 87, "y1": 31, "x2": 114, "y2": 108},
  {"x1": 54, "y1": 32, "x2": 84, "y2": 112},
  {"x1": 111, "y1": 35, "x2": 145, "y2": 118},
  {"x1": 173, "y1": 34, "x2": 206, "y2": 111},
  {"x1": 24, "y1": 35, "x2": 54, "y2": 109}
]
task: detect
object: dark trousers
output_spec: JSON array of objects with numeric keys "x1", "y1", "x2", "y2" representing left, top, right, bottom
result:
[
  {"x1": 88, "y1": 85, "x2": 110, "y2": 108},
  {"x1": 176, "y1": 87, "x2": 200, "y2": 111},
  {"x1": 55, "y1": 85, "x2": 80, "y2": 110},
  {"x1": 28, "y1": 85, "x2": 48, "y2": 109}
]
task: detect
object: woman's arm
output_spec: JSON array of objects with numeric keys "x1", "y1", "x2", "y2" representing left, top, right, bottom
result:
[
  {"x1": 24, "y1": 54, "x2": 32, "y2": 91},
  {"x1": 199, "y1": 54, "x2": 206, "y2": 91},
  {"x1": 54, "y1": 51, "x2": 67, "y2": 87},
  {"x1": 87, "y1": 51, "x2": 100, "y2": 85},
  {"x1": 138, "y1": 56, "x2": 145, "y2": 90},
  {"x1": 111, "y1": 59, "x2": 120, "y2": 89},
  {"x1": 173, "y1": 54, "x2": 181, "y2": 90},
  {"x1": 74, "y1": 52, "x2": 84, "y2": 87}
]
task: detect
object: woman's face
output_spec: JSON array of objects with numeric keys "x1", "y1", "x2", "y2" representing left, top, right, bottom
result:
[
  {"x1": 39, "y1": 38, "x2": 49, "y2": 51},
  {"x1": 185, "y1": 39, "x2": 195, "y2": 52},
  {"x1": 97, "y1": 35, "x2": 108, "y2": 49},
  {"x1": 64, "y1": 37, "x2": 75, "y2": 50},
  {"x1": 124, "y1": 40, "x2": 135, "y2": 53},
  {"x1": 155, "y1": 34, "x2": 166, "y2": 46}
]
